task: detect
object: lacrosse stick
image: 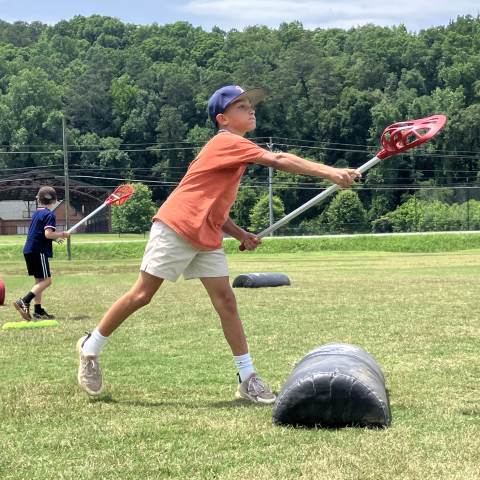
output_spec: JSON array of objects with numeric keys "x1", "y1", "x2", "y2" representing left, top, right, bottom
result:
[
  {"x1": 240, "y1": 114, "x2": 447, "y2": 250},
  {"x1": 67, "y1": 184, "x2": 135, "y2": 234},
  {"x1": 51, "y1": 199, "x2": 64, "y2": 212}
]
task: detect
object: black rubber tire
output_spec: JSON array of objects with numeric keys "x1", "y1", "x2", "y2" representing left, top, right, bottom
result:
[
  {"x1": 273, "y1": 343, "x2": 391, "y2": 428},
  {"x1": 232, "y1": 272, "x2": 291, "y2": 288}
]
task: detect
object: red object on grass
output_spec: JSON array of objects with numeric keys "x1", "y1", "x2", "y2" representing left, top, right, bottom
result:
[{"x1": 0, "y1": 279, "x2": 5, "y2": 306}]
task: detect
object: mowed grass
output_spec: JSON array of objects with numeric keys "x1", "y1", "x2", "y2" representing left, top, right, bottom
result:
[
  {"x1": 1, "y1": 250, "x2": 479, "y2": 479},
  {"x1": 0, "y1": 233, "x2": 147, "y2": 246}
]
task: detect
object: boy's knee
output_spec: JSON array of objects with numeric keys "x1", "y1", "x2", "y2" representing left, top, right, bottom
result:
[
  {"x1": 130, "y1": 289, "x2": 153, "y2": 307},
  {"x1": 217, "y1": 291, "x2": 237, "y2": 313}
]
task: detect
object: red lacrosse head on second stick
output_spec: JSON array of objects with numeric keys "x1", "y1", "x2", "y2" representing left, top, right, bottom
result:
[
  {"x1": 378, "y1": 114, "x2": 447, "y2": 159},
  {"x1": 106, "y1": 184, "x2": 135, "y2": 206}
]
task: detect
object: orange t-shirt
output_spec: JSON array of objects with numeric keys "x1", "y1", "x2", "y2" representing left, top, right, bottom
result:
[{"x1": 154, "y1": 132, "x2": 268, "y2": 250}]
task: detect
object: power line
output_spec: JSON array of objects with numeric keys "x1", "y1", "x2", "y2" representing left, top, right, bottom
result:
[
  {"x1": 65, "y1": 175, "x2": 170, "y2": 184},
  {"x1": 0, "y1": 165, "x2": 65, "y2": 172},
  {"x1": 2, "y1": 172, "x2": 479, "y2": 191},
  {"x1": 1, "y1": 163, "x2": 479, "y2": 175},
  {"x1": 2, "y1": 137, "x2": 479, "y2": 159},
  {"x1": 0, "y1": 135, "x2": 478, "y2": 154},
  {"x1": 1, "y1": 145, "x2": 475, "y2": 160},
  {"x1": 2, "y1": 170, "x2": 479, "y2": 185}
]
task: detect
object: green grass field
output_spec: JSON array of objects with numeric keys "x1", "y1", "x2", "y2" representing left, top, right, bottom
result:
[
  {"x1": 1, "y1": 242, "x2": 479, "y2": 479},
  {"x1": 2, "y1": 231, "x2": 480, "y2": 261}
]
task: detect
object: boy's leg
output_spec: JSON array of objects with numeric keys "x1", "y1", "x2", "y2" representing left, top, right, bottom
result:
[
  {"x1": 14, "y1": 254, "x2": 50, "y2": 320},
  {"x1": 78, "y1": 220, "x2": 196, "y2": 395},
  {"x1": 81, "y1": 270, "x2": 164, "y2": 353},
  {"x1": 200, "y1": 276, "x2": 276, "y2": 404},
  {"x1": 97, "y1": 270, "x2": 164, "y2": 337},
  {"x1": 33, "y1": 279, "x2": 43, "y2": 305},
  {"x1": 31, "y1": 277, "x2": 52, "y2": 301},
  {"x1": 15, "y1": 278, "x2": 51, "y2": 321},
  {"x1": 200, "y1": 276, "x2": 248, "y2": 356},
  {"x1": 77, "y1": 271, "x2": 164, "y2": 395},
  {"x1": 31, "y1": 277, "x2": 55, "y2": 319}
]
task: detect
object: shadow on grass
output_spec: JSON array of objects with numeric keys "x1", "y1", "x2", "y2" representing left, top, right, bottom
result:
[
  {"x1": 460, "y1": 408, "x2": 480, "y2": 417},
  {"x1": 67, "y1": 315, "x2": 91, "y2": 321},
  {"x1": 90, "y1": 394, "x2": 267, "y2": 409}
]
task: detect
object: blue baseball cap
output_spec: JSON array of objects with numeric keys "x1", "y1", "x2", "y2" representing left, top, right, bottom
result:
[{"x1": 208, "y1": 85, "x2": 266, "y2": 124}]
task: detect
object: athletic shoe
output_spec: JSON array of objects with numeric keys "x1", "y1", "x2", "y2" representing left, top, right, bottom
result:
[
  {"x1": 77, "y1": 333, "x2": 103, "y2": 396},
  {"x1": 13, "y1": 299, "x2": 31, "y2": 321},
  {"x1": 235, "y1": 373, "x2": 276, "y2": 404},
  {"x1": 33, "y1": 310, "x2": 55, "y2": 320}
]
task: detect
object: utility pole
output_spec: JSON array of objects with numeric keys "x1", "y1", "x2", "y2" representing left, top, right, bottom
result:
[
  {"x1": 62, "y1": 116, "x2": 72, "y2": 260},
  {"x1": 267, "y1": 137, "x2": 274, "y2": 235},
  {"x1": 466, "y1": 183, "x2": 470, "y2": 231}
]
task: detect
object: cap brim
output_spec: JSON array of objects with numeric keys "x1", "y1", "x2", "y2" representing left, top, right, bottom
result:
[{"x1": 230, "y1": 88, "x2": 266, "y2": 108}]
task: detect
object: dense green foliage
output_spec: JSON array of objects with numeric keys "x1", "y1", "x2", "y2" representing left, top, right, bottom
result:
[
  {"x1": 373, "y1": 197, "x2": 480, "y2": 232},
  {"x1": 111, "y1": 182, "x2": 156, "y2": 233},
  {"x1": 298, "y1": 190, "x2": 368, "y2": 234},
  {"x1": 1, "y1": 15, "x2": 480, "y2": 232},
  {"x1": 248, "y1": 193, "x2": 285, "y2": 232}
]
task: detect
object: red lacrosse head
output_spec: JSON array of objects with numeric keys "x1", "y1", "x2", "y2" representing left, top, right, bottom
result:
[
  {"x1": 377, "y1": 114, "x2": 447, "y2": 159},
  {"x1": 105, "y1": 184, "x2": 135, "y2": 206}
]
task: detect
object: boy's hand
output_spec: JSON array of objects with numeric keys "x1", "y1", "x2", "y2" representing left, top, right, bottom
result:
[
  {"x1": 240, "y1": 231, "x2": 261, "y2": 251},
  {"x1": 55, "y1": 231, "x2": 70, "y2": 244},
  {"x1": 327, "y1": 167, "x2": 361, "y2": 188}
]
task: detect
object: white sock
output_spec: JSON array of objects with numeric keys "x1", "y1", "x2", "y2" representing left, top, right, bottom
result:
[
  {"x1": 234, "y1": 353, "x2": 255, "y2": 382},
  {"x1": 82, "y1": 329, "x2": 108, "y2": 356}
]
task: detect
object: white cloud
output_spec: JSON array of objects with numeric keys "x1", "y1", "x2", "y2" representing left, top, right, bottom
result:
[
  {"x1": 182, "y1": 0, "x2": 480, "y2": 30},
  {"x1": 1, "y1": 0, "x2": 479, "y2": 30}
]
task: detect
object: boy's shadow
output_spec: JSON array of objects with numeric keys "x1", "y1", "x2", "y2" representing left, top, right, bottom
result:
[
  {"x1": 67, "y1": 315, "x2": 91, "y2": 321},
  {"x1": 93, "y1": 394, "x2": 266, "y2": 409}
]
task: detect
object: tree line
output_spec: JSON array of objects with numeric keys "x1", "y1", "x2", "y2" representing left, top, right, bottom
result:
[{"x1": 1, "y1": 15, "x2": 480, "y2": 233}]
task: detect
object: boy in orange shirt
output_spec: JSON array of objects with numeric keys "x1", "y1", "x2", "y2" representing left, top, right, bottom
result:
[{"x1": 77, "y1": 85, "x2": 360, "y2": 402}]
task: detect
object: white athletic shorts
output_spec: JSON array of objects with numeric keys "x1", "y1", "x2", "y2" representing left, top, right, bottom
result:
[{"x1": 140, "y1": 221, "x2": 229, "y2": 281}]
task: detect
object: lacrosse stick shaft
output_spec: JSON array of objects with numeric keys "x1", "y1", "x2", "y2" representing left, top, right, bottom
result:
[
  {"x1": 240, "y1": 114, "x2": 446, "y2": 248},
  {"x1": 256, "y1": 155, "x2": 382, "y2": 239},
  {"x1": 52, "y1": 199, "x2": 64, "y2": 212},
  {"x1": 67, "y1": 203, "x2": 107, "y2": 234}
]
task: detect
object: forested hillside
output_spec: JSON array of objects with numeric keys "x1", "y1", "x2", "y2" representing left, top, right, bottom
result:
[{"x1": 1, "y1": 15, "x2": 480, "y2": 232}]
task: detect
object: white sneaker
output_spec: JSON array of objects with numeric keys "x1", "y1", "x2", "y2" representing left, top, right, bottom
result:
[
  {"x1": 77, "y1": 333, "x2": 103, "y2": 396},
  {"x1": 235, "y1": 373, "x2": 276, "y2": 404}
]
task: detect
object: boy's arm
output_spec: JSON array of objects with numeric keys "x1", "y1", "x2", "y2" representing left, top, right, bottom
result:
[
  {"x1": 256, "y1": 151, "x2": 360, "y2": 187},
  {"x1": 45, "y1": 228, "x2": 70, "y2": 242},
  {"x1": 222, "y1": 217, "x2": 260, "y2": 251}
]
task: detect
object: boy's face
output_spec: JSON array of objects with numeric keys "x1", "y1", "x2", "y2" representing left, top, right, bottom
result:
[{"x1": 216, "y1": 99, "x2": 256, "y2": 135}]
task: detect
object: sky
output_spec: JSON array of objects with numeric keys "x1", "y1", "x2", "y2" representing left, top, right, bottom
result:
[{"x1": 1, "y1": 0, "x2": 479, "y2": 32}]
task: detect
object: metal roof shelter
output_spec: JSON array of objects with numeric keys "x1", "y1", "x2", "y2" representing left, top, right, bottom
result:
[
  {"x1": 0, "y1": 169, "x2": 109, "y2": 204},
  {"x1": 0, "y1": 169, "x2": 112, "y2": 233}
]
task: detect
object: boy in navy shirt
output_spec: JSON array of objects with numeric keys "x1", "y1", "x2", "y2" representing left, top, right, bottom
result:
[{"x1": 14, "y1": 186, "x2": 69, "y2": 320}]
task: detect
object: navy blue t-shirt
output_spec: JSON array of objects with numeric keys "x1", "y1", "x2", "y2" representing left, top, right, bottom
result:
[{"x1": 23, "y1": 208, "x2": 57, "y2": 258}]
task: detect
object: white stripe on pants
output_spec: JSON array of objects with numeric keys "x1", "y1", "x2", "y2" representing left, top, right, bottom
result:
[{"x1": 40, "y1": 253, "x2": 48, "y2": 278}]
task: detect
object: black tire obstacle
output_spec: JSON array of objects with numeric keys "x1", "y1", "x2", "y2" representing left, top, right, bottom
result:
[
  {"x1": 272, "y1": 343, "x2": 391, "y2": 428},
  {"x1": 232, "y1": 272, "x2": 291, "y2": 288}
]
